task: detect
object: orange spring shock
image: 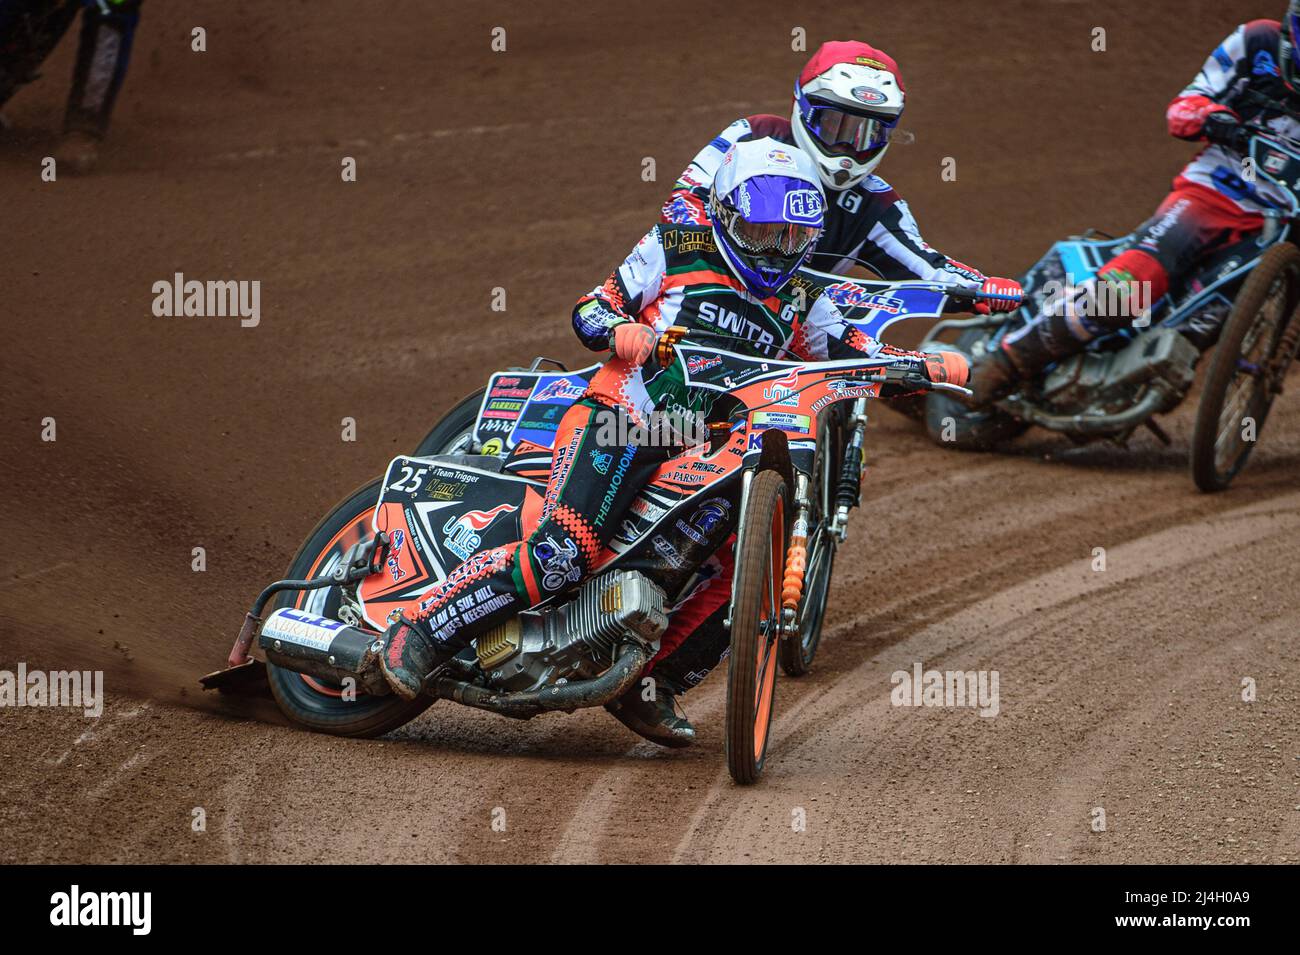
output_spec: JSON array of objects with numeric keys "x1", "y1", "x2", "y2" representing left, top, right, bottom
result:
[{"x1": 782, "y1": 521, "x2": 808, "y2": 611}]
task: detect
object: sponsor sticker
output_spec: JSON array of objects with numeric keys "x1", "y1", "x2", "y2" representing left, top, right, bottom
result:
[
  {"x1": 752, "y1": 410, "x2": 812, "y2": 434},
  {"x1": 686, "y1": 354, "x2": 722, "y2": 374},
  {"x1": 785, "y1": 189, "x2": 824, "y2": 223},
  {"x1": 264, "y1": 608, "x2": 346, "y2": 652},
  {"x1": 852, "y1": 86, "x2": 887, "y2": 105},
  {"x1": 532, "y1": 377, "x2": 586, "y2": 403}
]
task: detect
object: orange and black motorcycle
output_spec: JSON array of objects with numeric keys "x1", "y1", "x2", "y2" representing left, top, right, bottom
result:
[{"x1": 202, "y1": 288, "x2": 981, "y2": 783}]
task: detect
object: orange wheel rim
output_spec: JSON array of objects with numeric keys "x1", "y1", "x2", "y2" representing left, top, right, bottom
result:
[
  {"x1": 294, "y1": 511, "x2": 372, "y2": 695},
  {"x1": 752, "y1": 497, "x2": 783, "y2": 761}
]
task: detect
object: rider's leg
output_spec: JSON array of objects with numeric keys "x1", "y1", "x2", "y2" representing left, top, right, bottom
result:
[
  {"x1": 605, "y1": 544, "x2": 734, "y2": 747},
  {"x1": 969, "y1": 181, "x2": 1262, "y2": 404},
  {"x1": 380, "y1": 393, "x2": 665, "y2": 698},
  {"x1": 57, "y1": 0, "x2": 141, "y2": 172}
]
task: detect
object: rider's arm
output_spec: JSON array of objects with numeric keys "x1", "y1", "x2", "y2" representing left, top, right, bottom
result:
[
  {"x1": 848, "y1": 186, "x2": 986, "y2": 287},
  {"x1": 849, "y1": 185, "x2": 1021, "y2": 313},
  {"x1": 800, "y1": 294, "x2": 968, "y2": 393},
  {"x1": 572, "y1": 227, "x2": 667, "y2": 350},
  {"x1": 1166, "y1": 23, "x2": 1252, "y2": 140}
]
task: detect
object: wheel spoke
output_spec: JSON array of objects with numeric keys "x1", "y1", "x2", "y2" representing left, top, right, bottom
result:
[{"x1": 1210, "y1": 281, "x2": 1289, "y2": 475}]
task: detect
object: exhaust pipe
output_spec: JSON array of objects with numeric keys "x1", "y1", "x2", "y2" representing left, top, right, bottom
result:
[
  {"x1": 433, "y1": 643, "x2": 649, "y2": 718},
  {"x1": 260, "y1": 607, "x2": 649, "y2": 715},
  {"x1": 998, "y1": 381, "x2": 1175, "y2": 436},
  {"x1": 258, "y1": 608, "x2": 391, "y2": 695}
]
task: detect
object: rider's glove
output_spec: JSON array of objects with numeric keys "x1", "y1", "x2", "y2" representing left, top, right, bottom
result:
[
  {"x1": 923, "y1": 351, "x2": 970, "y2": 389},
  {"x1": 610, "y1": 321, "x2": 656, "y2": 366},
  {"x1": 1202, "y1": 110, "x2": 1249, "y2": 152},
  {"x1": 975, "y1": 277, "x2": 1024, "y2": 314}
]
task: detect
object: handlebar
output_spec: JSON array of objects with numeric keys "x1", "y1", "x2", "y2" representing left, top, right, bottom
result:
[
  {"x1": 1241, "y1": 120, "x2": 1300, "y2": 147},
  {"x1": 1238, "y1": 88, "x2": 1300, "y2": 129},
  {"x1": 655, "y1": 327, "x2": 972, "y2": 397}
]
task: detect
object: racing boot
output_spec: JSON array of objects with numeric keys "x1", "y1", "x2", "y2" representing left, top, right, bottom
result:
[
  {"x1": 378, "y1": 616, "x2": 448, "y2": 700},
  {"x1": 966, "y1": 275, "x2": 1125, "y2": 407},
  {"x1": 965, "y1": 343, "x2": 1023, "y2": 407},
  {"x1": 603, "y1": 686, "x2": 696, "y2": 748},
  {"x1": 605, "y1": 680, "x2": 696, "y2": 748}
]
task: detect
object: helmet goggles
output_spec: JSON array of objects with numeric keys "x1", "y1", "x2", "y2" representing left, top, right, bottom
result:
[
  {"x1": 797, "y1": 89, "x2": 899, "y2": 162},
  {"x1": 716, "y1": 205, "x2": 820, "y2": 257}
]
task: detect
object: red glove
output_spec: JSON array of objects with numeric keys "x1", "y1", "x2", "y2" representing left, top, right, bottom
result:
[
  {"x1": 975, "y1": 277, "x2": 1023, "y2": 314},
  {"x1": 923, "y1": 351, "x2": 970, "y2": 388},
  {"x1": 611, "y1": 322, "x2": 656, "y2": 365},
  {"x1": 1167, "y1": 94, "x2": 1238, "y2": 141}
]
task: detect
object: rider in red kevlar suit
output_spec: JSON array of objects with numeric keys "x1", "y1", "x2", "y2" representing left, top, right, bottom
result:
[{"x1": 968, "y1": 13, "x2": 1300, "y2": 403}]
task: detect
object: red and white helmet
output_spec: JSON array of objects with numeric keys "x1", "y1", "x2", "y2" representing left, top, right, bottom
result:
[{"x1": 791, "y1": 40, "x2": 906, "y2": 191}]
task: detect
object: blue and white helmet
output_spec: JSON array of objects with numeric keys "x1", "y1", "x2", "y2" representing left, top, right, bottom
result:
[{"x1": 708, "y1": 138, "x2": 825, "y2": 298}]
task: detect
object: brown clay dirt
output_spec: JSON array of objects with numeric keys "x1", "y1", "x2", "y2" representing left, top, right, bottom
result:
[{"x1": 2, "y1": 0, "x2": 1297, "y2": 863}]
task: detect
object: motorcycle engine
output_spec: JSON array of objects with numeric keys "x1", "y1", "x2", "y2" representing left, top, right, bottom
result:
[
  {"x1": 472, "y1": 569, "x2": 668, "y2": 694},
  {"x1": 1039, "y1": 327, "x2": 1199, "y2": 417}
]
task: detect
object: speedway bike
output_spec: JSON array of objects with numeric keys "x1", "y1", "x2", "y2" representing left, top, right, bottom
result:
[
  {"x1": 922, "y1": 116, "x2": 1300, "y2": 492},
  {"x1": 201, "y1": 314, "x2": 981, "y2": 784}
]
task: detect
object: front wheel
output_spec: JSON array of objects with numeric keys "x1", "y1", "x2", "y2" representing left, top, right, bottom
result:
[
  {"x1": 1191, "y1": 243, "x2": 1300, "y2": 492},
  {"x1": 726, "y1": 470, "x2": 788, "y2": 785}
]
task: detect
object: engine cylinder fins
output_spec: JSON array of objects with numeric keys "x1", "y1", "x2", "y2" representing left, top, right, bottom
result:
[
  {"x1": 475, "y1": 619, "x2": 523, "y2": 670},
  {"x1": 568, "y1": 570, "x2": 669, "y2": 652},
  {"x1": 599, "y1": 580, "x2": 624, "y2": 614},
  {"x1": 467, "y1": 570, "x2": 671, "y2": 695}
]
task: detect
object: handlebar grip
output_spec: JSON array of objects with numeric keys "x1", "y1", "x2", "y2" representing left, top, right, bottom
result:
[{"x1": 655, "y1": 325, "x2": 688, "y2": 367}]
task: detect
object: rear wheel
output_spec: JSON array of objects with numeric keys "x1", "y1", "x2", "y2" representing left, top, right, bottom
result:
[
  {"x1": 1192, "y1": 243, "x2": 1300, "y2": 492},
  {"x1": 414, "y1": 388, "x2": 486, "y2": 457},
  {"x1": 265, "y1": 479, "x2": 434, "y2": 737},
  {"x1": 726, "y1": 470, "x2": 789, "y2": 785},
  {"x1": 266, "y1": 395, "x2": 485, "y2": 735}
]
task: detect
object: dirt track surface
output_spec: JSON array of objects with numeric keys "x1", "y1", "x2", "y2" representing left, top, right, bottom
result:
[{"x1": 3, "y1": 0, "x2": 1298, "y2": 863}]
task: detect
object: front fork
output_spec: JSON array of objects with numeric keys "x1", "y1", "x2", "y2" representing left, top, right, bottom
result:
[
  {"x1": 726, "y1": 399, "x2": 861, "y2": 636},
  {"x1": 724, "y1": 468, "x2": 810, "y2": 637},
  {"x1": 781, "y1": 472, "x2": 811, "y2": 635},
  {"x1": 830, "y1": 397, "x2": 869, "y2": 542}
]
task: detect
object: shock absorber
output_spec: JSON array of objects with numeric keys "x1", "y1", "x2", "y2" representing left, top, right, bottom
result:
[
  {"x1": 782, "y1": 474, "x2": 811, "y2": 628},
  {"x1": 832, "y1": 398, "x2": 869, "y2": 541}
]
